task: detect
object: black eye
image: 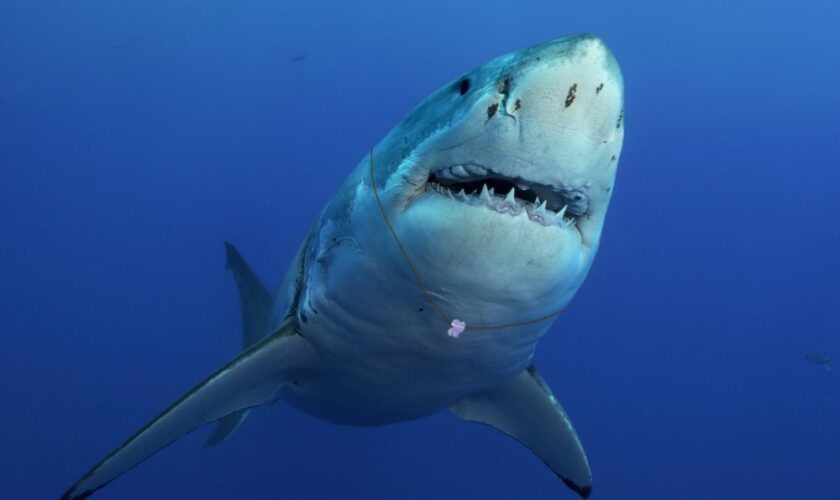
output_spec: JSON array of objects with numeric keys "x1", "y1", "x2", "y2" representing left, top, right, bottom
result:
[{"x1": 458, "y1": 78, "x2": 470, "y2": 95}]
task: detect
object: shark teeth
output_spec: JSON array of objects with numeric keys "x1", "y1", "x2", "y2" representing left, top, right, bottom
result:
[
  {"x1": 428, "y1": 167, "x2": 581, "y2": 229},
  {"x1": 430, "y1": 184, "x2": 578, "y2": 229},
  {"x1": 527, "y1": 199, "x2": 549, "y2": 224},
  {"x1": 464, "y1": 165, "x2": 488, "y2": 176},
  {"x1": 451, "y1": 165, "x2": 469, "y2": 177},
  {"x1": 435, "y1": 169, "x2": 457, "y2": 180},
  {"x1": 498, "y1": 187, "x2": 523, "y2": 215},
  {"x1": 505, "y1": 187, "x2": 516, "y2": 203},
  {"x1": 429, "y1": 163, "x2": 589, "y2": 218},
  {"x1": 435, "y1": 165, "x2": 489, "y2": 180},
  {"x1": 434, "y1": 164, "x2": 487, "y2": 179}
]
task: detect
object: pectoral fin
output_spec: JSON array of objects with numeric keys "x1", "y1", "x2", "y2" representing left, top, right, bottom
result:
[
  {"x1": 61, "y1": 323, "x2": 315, "y2": 500},
  {"x1": 450, "y1": 365, "x2": 592, "y2": 498}
]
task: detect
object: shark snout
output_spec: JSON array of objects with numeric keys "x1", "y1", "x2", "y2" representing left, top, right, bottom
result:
[
  {"x1": 503, "y1": 35, "x2": 623, "y2": 142},
  {"x1": 395, "y1": 35, "x2": 624, "y2": 244},
  {"x1": 492, "y1": 35, "x2": 624, "y2": 211}
]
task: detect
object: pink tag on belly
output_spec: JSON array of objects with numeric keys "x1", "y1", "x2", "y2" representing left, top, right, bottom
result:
[{"x1": 447, "y1": 319, "x2": 466, "y2": 338}]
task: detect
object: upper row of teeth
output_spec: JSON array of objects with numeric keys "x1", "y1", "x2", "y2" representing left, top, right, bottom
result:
[
  {"x1": 435, "y1": 165, "x2": 533, "y2": 192},
  {"x1": 431, "y1": 183, "x2": 576, "y2": 227},
  {"x1": 434, "y1": 165, "x2": 489, "y2": 180}
]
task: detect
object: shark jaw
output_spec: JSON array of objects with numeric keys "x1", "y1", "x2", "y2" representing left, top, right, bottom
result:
[{"x1": 426, "y1": 165, "x2": 583, "y2": 230}]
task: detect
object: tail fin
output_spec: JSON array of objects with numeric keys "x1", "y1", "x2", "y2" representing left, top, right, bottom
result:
[{"x1": 205, "y1": 242, "x2": 274, "y2": 447}]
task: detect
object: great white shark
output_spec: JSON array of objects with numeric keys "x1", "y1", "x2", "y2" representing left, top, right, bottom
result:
[{"x1": 62, "y1": 34, "x2": 624, "y2": 499}]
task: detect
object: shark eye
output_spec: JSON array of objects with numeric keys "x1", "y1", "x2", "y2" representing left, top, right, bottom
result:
[{"x1": 458, "y1": 78, "x2": 470, "y2": 95}]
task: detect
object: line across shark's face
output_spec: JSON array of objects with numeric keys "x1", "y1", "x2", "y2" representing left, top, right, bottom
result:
[{"x1": 372, "y1": 34, "x2": 624, "y2": 322}]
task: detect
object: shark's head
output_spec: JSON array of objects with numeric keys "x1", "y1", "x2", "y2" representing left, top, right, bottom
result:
[{"x1": 368, "y1": 34, "x2": 624, "y2": 324}]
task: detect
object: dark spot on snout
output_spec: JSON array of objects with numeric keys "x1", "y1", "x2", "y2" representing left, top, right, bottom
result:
[
  {"x1": 498, "y1": 76, "x2": 511, "y2": 96},
  {"x1": 565, "y1": 83, "x2": 578, "y2": 108},
  {"x1": 458, "y1": 78, "x2": 470, "y2": 95},
  {"x1": 487, "y1": 103, "x2": 498, "y2": 119},
  {"x1": 616, "y1": 111, "x2": 623, "y2": 129},
  {"x1": 514, "y1": 98, "x2": 522, "y2": 111},
  {"x1": 611, "y1": 154, "x2": 617, "y2": 162},
  {"x1": 596, "y1": 83, "x2": 604, "y2": 94}
]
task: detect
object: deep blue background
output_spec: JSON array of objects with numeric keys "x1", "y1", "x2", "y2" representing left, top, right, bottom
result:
[{"x1": 2, "y1": 1, "x2": 838, "y2": 499}]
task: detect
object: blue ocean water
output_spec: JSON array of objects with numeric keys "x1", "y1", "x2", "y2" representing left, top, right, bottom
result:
[{"x1": 2, "y1": 1, "x2": 839, "y2": 499}]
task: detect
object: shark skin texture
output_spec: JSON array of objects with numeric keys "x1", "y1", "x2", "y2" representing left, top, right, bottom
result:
[{"x1": 61, "y1": 34, "x2": 624, "y2": 500}]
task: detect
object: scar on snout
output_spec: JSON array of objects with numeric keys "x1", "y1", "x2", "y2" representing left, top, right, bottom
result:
[
  {"x1": 487, "y1": 103, "x2": 499, "y2": 119},
  {"x1": 596, "y1": 83, "x2": 604, "y2": 94},
  {"x1": 565, "y1": 83, "x2": 577, "y2": 108},
  {"x1": 498, "y1": 77, "x2": 511, "y2": 96}
]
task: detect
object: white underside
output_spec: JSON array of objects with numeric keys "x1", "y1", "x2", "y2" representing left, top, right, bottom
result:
[{"x1": 279, "y1": 190, "x2": 592, "y2": 425}]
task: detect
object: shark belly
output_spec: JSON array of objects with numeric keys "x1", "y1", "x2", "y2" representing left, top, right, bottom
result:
[{"x1": 278, "y1": 217, "x2": 549, "y2": 426}]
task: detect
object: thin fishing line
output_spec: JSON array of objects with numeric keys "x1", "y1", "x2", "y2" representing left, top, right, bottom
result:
[
  {"x1": 369, "y1": 148, "x2": 451, "y2": 325},
  {"x1": 369, "y1": 147, "x2": 565, "y2": 332}
]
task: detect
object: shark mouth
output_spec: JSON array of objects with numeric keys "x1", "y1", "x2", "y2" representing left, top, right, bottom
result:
[{"x1": 427, "y1": 164, "x2": 588, "y2": 229}]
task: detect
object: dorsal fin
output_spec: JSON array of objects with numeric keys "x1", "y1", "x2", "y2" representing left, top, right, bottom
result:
[
  {"x1": 205, "y1": 242, "x2": 273, "y2": 447},
  {"x1": 223, "y1": 241, "x2": 272, "y2": 348}
]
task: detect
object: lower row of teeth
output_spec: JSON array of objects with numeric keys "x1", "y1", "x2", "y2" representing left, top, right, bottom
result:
[{"x1": 431, "y1": 184, "x2": 576, "y2": 228}]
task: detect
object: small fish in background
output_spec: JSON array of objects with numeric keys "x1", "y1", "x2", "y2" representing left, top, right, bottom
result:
[
  {"x1": 112, "y1": 37, "x2": 138, "y2": 49},
  {"x1": 804, "y1": 352, "x2": 831, "y2": 371},
  {"x1": 289, "y1": 53, "x2": 307, "y2": 62}
]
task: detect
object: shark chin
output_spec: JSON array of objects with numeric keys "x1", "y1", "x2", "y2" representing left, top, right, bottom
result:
[
  {"x1": 61, "y1": 34, "x2": 623, "y2": 500},
  {"x1": 393, "y1": 192, "x2": 587, "y2": 315}
]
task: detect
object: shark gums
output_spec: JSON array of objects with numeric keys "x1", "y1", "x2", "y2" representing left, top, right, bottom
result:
[{"x1": 62, "y1": 34, "x2": 625, "y2": 499}]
